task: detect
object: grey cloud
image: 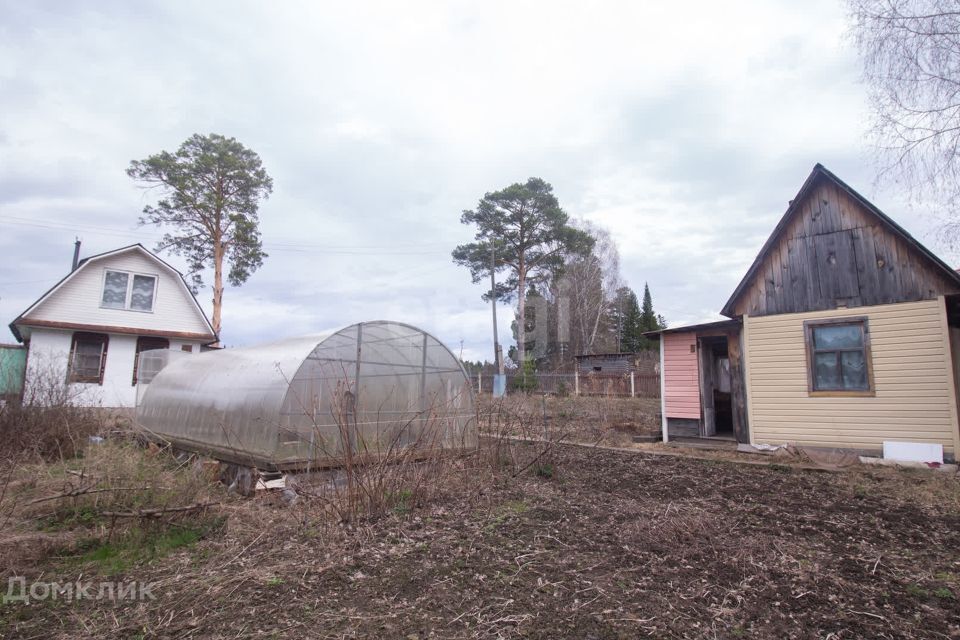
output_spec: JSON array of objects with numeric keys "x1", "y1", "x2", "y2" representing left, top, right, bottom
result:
[{"x1": 0, "y1": 0, "x2": 935, "y2": 359}]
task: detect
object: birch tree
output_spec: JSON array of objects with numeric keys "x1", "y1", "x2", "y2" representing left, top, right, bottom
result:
[
  {"x1": 554, "y1": 222, "x2": 622, "y2": 356},
  {"x1": 849, "y1": 0, "x2": 960, "y2": 234}
]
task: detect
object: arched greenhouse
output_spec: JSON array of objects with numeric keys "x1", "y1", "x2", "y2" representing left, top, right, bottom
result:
[{"x1": 135, "y1": 321, "x2": 477, "y2": 470}]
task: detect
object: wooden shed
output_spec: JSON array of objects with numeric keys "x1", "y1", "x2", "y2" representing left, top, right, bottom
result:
[
  {"x1": 650, "y1": 164, "x2": 960, "y2": 461},
  {"x1": 657, "y1": 320, "x2": 747, "y2": 442},
  {"x1": 574, "y1": 352, "x2": 656, "y2": 375}
]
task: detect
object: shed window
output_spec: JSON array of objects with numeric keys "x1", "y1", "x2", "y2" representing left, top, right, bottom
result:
[
  {"x1": 101, "y1": 270, "x2": 157, "y2": 312},
  {"x1": 68, "y1": 332, "x2": 108, "y2": 384},
  {"x1": 132, "y1": 337, "x2": 170, "y2": 385},
  {"x1": 804, "y1": 318, "x2": 873, "y2": 394}
]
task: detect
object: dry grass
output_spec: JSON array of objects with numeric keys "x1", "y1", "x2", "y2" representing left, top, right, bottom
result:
[
  {"x1": 5, "y1": 394, "x2": 960, "y2": 638},
  {"x1": 4, "y1": 442, "x2": 960, "y2": 639},
  {"x1": 478, "y1": 394, "x2": 661, "y2": 447},
  {"x1": 0, "y1": 364, "x2": 106, "y2": 464},
  {"x1": 0, "y1": 440, "x2": 223, "y2": 579}
]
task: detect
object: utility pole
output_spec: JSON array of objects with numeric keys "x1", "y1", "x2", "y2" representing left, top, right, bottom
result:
[
  {"x1": 490, "y1": 242, "x2": 503, "y2": 375},
  {"x1": 490, "y1": 245, "x2": 504, "y2": 375}
]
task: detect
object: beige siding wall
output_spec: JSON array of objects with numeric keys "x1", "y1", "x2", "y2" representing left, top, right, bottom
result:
[{"x1": 744, "y1": 299, "x2": 960, "y2": 456}]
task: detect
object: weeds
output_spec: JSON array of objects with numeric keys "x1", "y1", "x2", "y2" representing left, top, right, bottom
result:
[
  {"x1": 1, "y1": 441, "x2": 222, "y2": 576},
  {"x1": 0, "y1": 357, "x2": 104, "y2": 463},
  {"x1": 906, "y1": 584, "x2": 929, "y2": 598},
  {"x1": 65, "y1": 524, "x2": 211, "y2": 575},
  {"x1": 534, "y1": 463, "x2": 555, "y2": 479}
]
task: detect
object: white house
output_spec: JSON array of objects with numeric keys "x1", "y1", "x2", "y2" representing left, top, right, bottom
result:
[{"x1": 9, "y1": 244, "x2": 217, "y2": 408}]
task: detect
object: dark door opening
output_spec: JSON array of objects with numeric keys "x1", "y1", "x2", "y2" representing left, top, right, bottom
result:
[{"x1": 699, "y1": 336, "x2": 733, "y2": 437}]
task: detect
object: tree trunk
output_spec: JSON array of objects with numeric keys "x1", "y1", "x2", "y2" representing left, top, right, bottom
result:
[
  {"x1": 517, "y1": 269, "x2": 526, "y2": 364},
  {"x1": 211, "y1": 241, "x2": 224, "y2": 342}
]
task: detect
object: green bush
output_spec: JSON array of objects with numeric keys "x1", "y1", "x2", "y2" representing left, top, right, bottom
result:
[{"x1": 511, "y1": 359, "x2": 538, "y2": 393}]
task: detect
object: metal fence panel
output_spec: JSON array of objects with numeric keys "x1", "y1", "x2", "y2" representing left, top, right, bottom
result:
[{"x1": 475, "y1": 371, "x2": 660, "y2": 398}]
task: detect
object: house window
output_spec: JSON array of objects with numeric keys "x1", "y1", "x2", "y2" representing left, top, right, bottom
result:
[
  {"x1": 68, "y1": 332, "x2": 108, "y2": 384},
  {"x1": 101, "y1": 270, "x2": 157, "y2": 312},
  {"x1": 181, "y1": 344, "x2": 193, "y2": 353},
  {"x1": 132, "y1": 337, "x2": 170, "y2": 385},
  {"x1": 804, "y1": 318, "x2": 873, "y2": 395}
]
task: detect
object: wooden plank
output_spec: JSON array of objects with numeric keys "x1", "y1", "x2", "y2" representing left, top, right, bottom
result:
[
  {"x1": 785, "y1": 236, "x2": 819, "y2": 312},
  {"x1": 814, "y1": 230, "x2": 859, "y2": 300},
  {"x1": 875, "y1": 232, "x2": 900, "y2": 305},
  {"x1": 835, "y1": 182, "x2": 858, "y2": 231},
  {"x1": 727, "y1": 329, "x2": 749, "y2": 444},
  {"x1": 894, "y1": 235, "x2": 922, "y2": 301},
  {"x1": 817, "y1": 183, "x2": 843, "y2": 233},
  {"x1": 852, "y1": 225, "x2": 881, "y2": 306},
  {"x1": 698, "y1": 339, "x2": 715, "y2": 436}
]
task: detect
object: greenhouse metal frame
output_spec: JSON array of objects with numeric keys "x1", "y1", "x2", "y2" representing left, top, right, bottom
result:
[{"x1": 136, "y1": 321, "x2": 477, "y2": 470}]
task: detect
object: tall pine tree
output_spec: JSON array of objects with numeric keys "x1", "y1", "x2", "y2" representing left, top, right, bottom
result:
[
  {"x1": 618, "y1": 283, "x2": 665, "y2": 352},
  {"x1": 636, "y1": 283, "x2": 665, "y2": 350},
  {"x1": 620, "y1": 290, "x2": 643, "y2": 352}
]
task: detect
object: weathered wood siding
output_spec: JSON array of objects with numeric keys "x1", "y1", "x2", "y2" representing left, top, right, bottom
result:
[
  {"x1": 663, "y1": 332, "x2": 700, "y2": 420},
  {"x1": 727, "y1": 330, "x2": 749, "y2": 443},
  {"x1": 576, "y1": 355, "x2": 633, "y2": 375},
  {"x1": 731, "y1": 179, "x2": 960, "y2": 317},
  {"x1": 744, "y1": 299, "x2": 960, "y2": 456}
]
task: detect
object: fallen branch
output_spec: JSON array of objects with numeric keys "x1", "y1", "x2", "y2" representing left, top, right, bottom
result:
[
  {"x1": 847, "y1": 609, "x2": 887, "y2": 621},
  {"x1": 27, "y1": 486, "x2": 171, "y2": 505},
  {"x1": 100, "y1": 501, "x2": 218, "y2": 519}
]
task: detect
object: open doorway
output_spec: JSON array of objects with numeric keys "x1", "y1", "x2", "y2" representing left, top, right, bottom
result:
[{"x1": 698, "y1": 336, "x2": 733, "y2": 437}]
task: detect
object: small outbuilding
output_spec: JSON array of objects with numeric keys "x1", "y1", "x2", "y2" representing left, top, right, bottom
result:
[
  {"x1": 575, "y1": 353, "x2": 637, "y2": 375},
  {"x1": 136, "y1": 321, "x2": 477, "y2": 470},
  {"x1": 649, "y1": 164, "x2": 960, "y2": 462}
]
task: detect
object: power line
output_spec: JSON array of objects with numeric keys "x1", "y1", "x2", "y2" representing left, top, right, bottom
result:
[{"x1": 0, "y1": 215, "x2": 453, "y2": 255}]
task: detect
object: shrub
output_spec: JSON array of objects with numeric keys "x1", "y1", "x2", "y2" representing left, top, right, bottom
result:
[
  {"x1": 0, "y1": 358, "x2": 103, "y2": 463},
  {"x1": 511, "y1": 359, "x2": 539, "y2": 393}
]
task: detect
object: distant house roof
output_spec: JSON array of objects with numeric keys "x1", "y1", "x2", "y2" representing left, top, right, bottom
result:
[
  {"x1": 643, "y1": 319, "x2": 741, "y2": 338},
  {"x1": 720, "y1": 164, "x2": 960, "y2": 318},
  {"x1": 9, "y1": 243, "x2": 217, "y2": 343}
]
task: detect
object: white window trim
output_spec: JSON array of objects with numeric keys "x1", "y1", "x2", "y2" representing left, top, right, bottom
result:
[{"x1": 100, "y1": 268, "x2": 159, "y2": 313}]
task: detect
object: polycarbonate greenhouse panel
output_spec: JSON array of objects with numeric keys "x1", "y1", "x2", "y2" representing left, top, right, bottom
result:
[{"x1": 135, "y1": 322, "x2": 477, "y2": 469}]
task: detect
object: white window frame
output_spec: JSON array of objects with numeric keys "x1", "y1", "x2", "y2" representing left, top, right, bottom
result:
[{"x1": 100, "y1": 269, "x2": 159, "y2": 313}]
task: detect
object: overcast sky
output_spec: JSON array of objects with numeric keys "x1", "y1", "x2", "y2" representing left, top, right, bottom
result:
[{"x1": 0, "y1": 0, "x2": 949, "y2": 361}]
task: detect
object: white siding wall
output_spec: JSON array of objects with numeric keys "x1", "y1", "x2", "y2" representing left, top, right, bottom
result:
[
  {"x1": 23, "y1": 249, "x2": 212, "y2": 336},
  {"x1": 25, "y1": 328, "x2": 205, "y2": 408}
]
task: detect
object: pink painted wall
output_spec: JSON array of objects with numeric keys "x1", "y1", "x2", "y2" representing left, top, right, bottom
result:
[{"x1": 663, "y1": 332, "x2": 701, "y2": 419}]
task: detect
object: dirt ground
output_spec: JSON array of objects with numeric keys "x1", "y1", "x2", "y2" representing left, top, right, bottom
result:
[{"x1": 4, "y1": 441, "x2": 960, "y2": 639}]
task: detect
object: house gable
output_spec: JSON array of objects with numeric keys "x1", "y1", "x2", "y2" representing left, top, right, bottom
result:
[
  {"x1": 11, "y1": 245, "x2": 216, "y2": 342},
  {"x1": 722, "y1": 164, "x2": 960, "y2": 318}
]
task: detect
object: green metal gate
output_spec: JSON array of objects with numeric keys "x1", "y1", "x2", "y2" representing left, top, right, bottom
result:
[{"x1": 0, "y1": 344, "x2": 26, "y2": 402}]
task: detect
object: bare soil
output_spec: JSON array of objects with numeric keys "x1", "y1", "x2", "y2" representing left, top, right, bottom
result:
[{"x1": 4, "y1": 442, "x2": 960, "y2": 639}]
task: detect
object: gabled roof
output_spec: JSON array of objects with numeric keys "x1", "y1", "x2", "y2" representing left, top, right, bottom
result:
[
  {"x1": 9, "y1": 243, "x2": 217, "y2": 342},
  {"x1": 720, "y1": 164, "x2": 960, "y2": 318}
]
